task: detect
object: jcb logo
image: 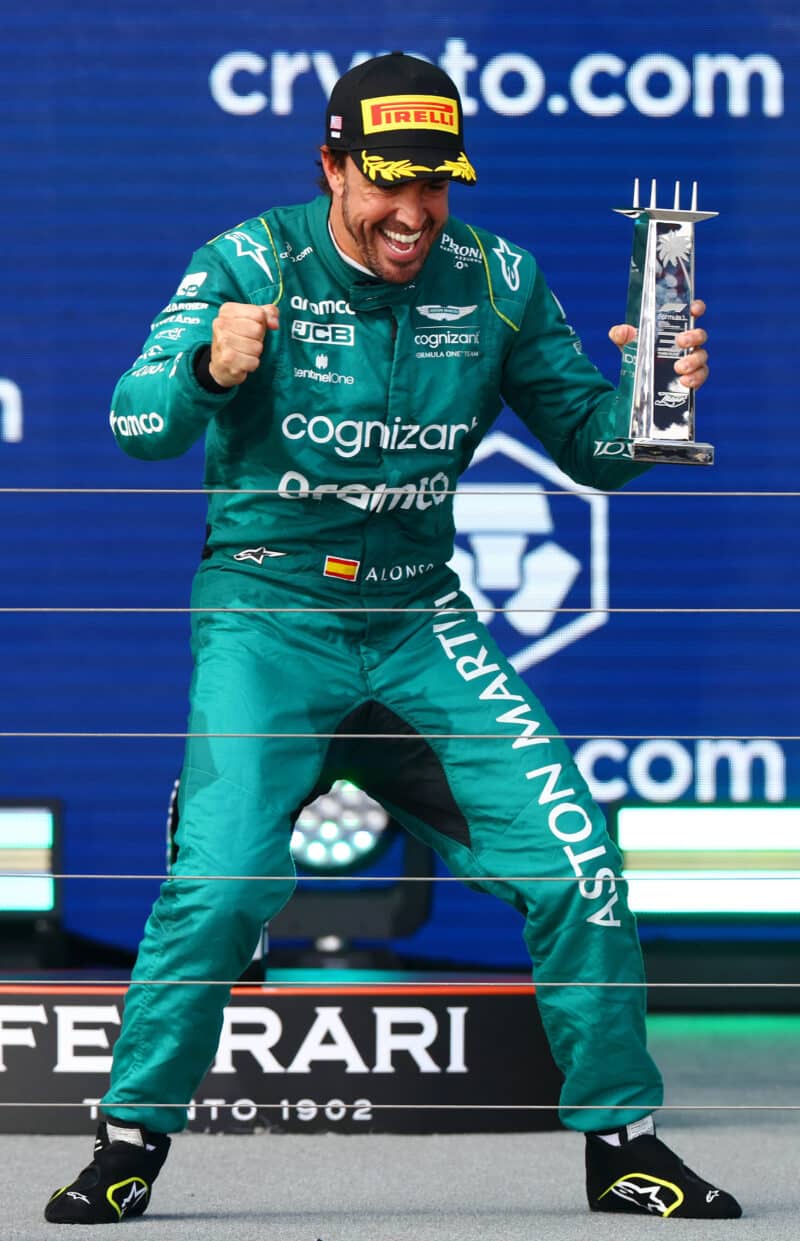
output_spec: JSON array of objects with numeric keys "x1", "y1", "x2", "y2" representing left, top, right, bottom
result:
[{"x1": 291, "y1": 320, "x2": 355, "y2": 347}]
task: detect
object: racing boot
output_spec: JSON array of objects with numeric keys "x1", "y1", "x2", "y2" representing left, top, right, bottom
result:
[
  {"x1": 586, "y1": 1117, "x2": 742, "y2": 1218},
  {"x1": 44, "y1": 1119, "x2": 170, "y2": 1224}
]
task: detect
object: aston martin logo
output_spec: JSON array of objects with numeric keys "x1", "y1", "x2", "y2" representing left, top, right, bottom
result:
[{"x1": 417, "y1": 305, "x2": 477, "y2": 322}]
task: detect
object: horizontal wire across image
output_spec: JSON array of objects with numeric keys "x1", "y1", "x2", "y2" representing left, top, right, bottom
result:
[
  {"x1": 0, "y1": 1102, "x2": 796, "y2": 1111},
  {"x1": 1, "y1": 872, "x2": 796, "y2": 883},
  {"x1": 3, "y1": 734, "x2": 798, "y2": 740},
  {"x1": 2, "y1": 488, "x2": 799, "y2": 497},
  {"x1": 1, "y1": 980, "x2": 797, "y2": 989},
  {"x1": 1, "y1": 607, "x2": 796, "y2": 614}
]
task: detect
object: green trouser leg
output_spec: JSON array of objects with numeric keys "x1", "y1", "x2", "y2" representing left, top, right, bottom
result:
[
  {"x1": 363, "y1": 585, "x2": 663, "y2": 1132},
  {"x1": 103, "y1": 582, "x2": 369, "y2": 1132}
]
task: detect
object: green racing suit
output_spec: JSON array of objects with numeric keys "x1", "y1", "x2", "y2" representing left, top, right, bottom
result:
[{"x1": 104, "y1": 193, "x2": 662, "y2": 1132}]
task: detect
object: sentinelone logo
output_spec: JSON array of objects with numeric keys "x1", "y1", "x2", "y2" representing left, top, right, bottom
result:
[{"x1": 210, "y1": 38, "x2": 784, "y2": 118}]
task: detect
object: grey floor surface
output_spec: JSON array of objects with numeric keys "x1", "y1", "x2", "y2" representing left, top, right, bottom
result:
[{"x1": 6, "y1": 1015, "x2": 798, "y2": 1240}]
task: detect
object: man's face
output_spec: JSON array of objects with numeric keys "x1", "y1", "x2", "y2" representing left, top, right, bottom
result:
[{"x1": 323, "y1": 151, "x2": 450, "y2": 284}]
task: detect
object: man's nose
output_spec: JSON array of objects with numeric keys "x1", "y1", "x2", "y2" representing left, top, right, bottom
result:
[{"x1": 390, "y1": 185, "x2": 428, "y2": 229}]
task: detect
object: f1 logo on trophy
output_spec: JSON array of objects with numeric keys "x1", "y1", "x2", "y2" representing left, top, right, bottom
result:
[{"x1": 602, "y1": 179, "x2": 717, "y2": 465}]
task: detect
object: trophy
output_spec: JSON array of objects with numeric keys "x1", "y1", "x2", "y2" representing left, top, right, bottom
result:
[{"x1": 609, "y1": 178, "x2": 717, "y2": 465}]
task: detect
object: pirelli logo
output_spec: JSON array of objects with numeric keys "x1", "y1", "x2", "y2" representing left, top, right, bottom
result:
[
  {"x1": 361, "y1": 94, "x2": 457, "y2": 136},
  {"x1": 323, "y1": 555, "x2": 360, "y2": 582}
]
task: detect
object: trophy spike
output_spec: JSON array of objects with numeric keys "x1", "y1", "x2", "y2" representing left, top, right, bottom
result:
[
  {"x1": 691, "y1": 180, "x2": 698, "y2": 211},
  {"x1": 632, "y1": 177, "x2": 640, "y2": 209},
  {"x1": 673, "y1": 180, "x2": 681, "y2": 210},
  {"x1": 649, "y1": 178, "x2": 657, "y2": 208}
]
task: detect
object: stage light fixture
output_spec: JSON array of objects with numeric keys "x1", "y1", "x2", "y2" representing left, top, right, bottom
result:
[{"x1": 290, "y1": 780, "x2": 392, "y2": 874}]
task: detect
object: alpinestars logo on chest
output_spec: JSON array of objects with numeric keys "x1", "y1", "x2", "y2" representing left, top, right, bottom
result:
[
  {"x1": 233, "y1": 547, "x2": 288, "y2": 565},
  {"x1": 493, "y1": 237, "x2": 522, "y2": 291},
  {"x1": 223, "y1": 230, "x2": 274, "y2": 280}
]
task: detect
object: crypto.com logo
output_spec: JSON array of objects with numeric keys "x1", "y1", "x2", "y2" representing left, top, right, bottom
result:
[{"x1": 449, "y1": 430, "x2": 608, "y2": 670}]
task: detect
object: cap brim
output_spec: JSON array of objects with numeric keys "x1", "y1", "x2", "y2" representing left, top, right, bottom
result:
[{"x1": 348, "y1": 147, "x2": 477, "y2": 188}]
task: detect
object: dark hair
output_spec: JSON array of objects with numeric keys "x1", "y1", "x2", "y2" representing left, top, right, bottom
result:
[{"x1": 317, "y1": 147, "x2": 348, "y2": 195}]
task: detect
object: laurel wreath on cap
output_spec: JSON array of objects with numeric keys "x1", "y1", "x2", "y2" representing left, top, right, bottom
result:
[
  {"x1": 361, "y1": 151, "x2": 477, "y2": 184},
  {"x1": 435, "y1": 153, "x2": 477, "y2": 183},
  {"x1": 361, "y1": 154, "x2": 433, "y2": 182}
]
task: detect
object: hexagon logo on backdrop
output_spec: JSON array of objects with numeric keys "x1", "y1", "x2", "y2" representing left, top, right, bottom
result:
[{"x1": 450, "y1": 430, "x2": 609, "y2": 671}]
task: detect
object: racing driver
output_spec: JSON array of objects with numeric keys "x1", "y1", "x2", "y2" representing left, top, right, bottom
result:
[{"x1": 45, "y1": 52, "x2": 741, "y2": 1225}]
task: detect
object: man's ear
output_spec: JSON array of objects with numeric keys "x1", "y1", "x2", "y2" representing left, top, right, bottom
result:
[{"x1": 320, "y1": 146, "x2": 345, "y2": 198}]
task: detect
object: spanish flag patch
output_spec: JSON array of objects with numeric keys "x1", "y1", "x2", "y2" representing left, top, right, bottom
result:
[{"x1": 323, "y1": 555, "x2": 360, "y2": 582}]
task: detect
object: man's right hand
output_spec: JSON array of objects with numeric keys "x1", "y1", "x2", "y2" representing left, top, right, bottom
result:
[{"x1": 209, "y1": 302, "x2": 280, "y2": 388}]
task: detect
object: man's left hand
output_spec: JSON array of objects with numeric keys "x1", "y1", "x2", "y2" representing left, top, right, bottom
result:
[{"x1": 608, "y1": 299, "x2": 709, "y2": 390}]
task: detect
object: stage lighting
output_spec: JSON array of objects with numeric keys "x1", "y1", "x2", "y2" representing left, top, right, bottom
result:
[{"x1": 290, "y1": 780, "x2": 392, "y2": 874}]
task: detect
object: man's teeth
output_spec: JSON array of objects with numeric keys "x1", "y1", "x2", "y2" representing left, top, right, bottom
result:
[{"x1": 383, "y1": 228, "x2": 422, "y2": 245}]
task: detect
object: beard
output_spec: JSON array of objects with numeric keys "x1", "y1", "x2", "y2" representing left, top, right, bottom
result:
[{"x1": 340, "y1": 180, "x2": 440, "y2": 284}]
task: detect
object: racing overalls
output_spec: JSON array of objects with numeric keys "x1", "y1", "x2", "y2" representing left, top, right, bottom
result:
[{"x1": 104, "y1": 193, "x2": 662, "y2": 1132}]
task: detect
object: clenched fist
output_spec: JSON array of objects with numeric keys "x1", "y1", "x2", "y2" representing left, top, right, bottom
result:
[{"x1": 209, "y1": 302, "x2": 280, "y2": 388}]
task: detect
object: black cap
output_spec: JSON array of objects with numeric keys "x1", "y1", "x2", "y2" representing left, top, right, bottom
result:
[{"x1": 325, "y1": 52, "x2": 476, "y2": 188}]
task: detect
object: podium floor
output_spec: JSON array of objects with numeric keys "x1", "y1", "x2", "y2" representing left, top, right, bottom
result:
[{"x1": 6, "y1": 1013, "x2": 798, "y2": 1241}]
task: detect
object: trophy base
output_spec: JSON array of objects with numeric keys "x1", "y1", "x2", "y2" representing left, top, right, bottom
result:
[{"x1": 631, "y1": 439, "x2": 714, "y2": 466}]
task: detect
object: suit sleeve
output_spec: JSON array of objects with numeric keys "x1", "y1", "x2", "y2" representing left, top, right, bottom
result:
[
  {"x1": 109, "y1": 245, "x2": 270, "y2": 461},
  {"x1": 501, "y1": 264, "x2": 651, "y2": 491}
]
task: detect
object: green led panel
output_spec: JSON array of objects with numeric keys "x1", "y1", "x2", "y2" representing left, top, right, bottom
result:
[
  {"x1": 614, "y1": 804, "x2": 800, "y2": 916},
  {"x1": 0, "y1": 805, "x2": 56, "y2": 914}
]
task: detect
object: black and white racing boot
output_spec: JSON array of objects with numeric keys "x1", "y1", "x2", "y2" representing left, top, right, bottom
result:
[
  {"x1": 45, "y1": 1119, "x2": 171, "y2": 1224},
  {"x1": 586, "y1": 1117, "x2": 742, "y2": 1218}
]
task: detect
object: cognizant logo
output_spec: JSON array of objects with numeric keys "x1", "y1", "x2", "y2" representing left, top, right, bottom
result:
[
  {"x1": 281, "y1": 412, "x2": 478, "y2": 458},
  {"x1": 210, "y1": 38, "x2": 784, "y2": 119}
]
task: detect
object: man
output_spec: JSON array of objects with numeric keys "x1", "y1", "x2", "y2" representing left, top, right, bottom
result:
[{"x1": 45, "y1": 53, "x2": 740, "y2": 1224}]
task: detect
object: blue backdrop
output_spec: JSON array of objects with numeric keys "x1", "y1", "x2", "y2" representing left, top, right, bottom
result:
[{"x1": 1, "y1": 2, "x2": 797, "y2": 964}]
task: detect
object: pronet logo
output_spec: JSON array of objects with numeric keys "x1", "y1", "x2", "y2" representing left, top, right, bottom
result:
[
  {"x1": 450, "y1": 430, "x2": 608, "y2": 669},
  {"x1": 0, "y1": 380, "x2": 23, "y2": 443},
  {"x1": 209, "y1": 39, "x2": 784, "y2": 120}
]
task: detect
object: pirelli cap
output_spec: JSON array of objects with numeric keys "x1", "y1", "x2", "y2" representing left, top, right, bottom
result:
[{"x1": 325, "y1": 51, "x2": 477, "y2": 187}]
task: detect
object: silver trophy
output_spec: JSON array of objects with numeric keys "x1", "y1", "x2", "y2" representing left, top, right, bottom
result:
[{"x1": 612, "y1": 178, "x2": 717, "y2": 465}]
